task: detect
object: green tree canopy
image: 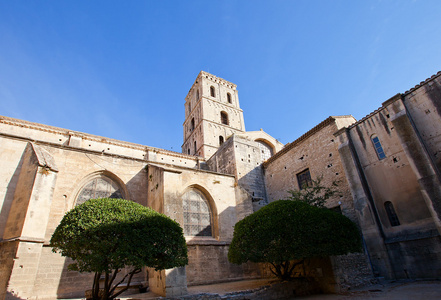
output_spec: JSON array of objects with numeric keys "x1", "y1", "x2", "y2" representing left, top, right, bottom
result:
[
  {"x1": 228, "y1": 200, "x2": 361, "y2": 280},
  {"x1": 50, "y1": 198, "x2": 188, "y2": 300}
]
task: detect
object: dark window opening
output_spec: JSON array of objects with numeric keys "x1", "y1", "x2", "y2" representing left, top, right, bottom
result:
[
  {"x1": 210, "y1": 86, "x2": 215, "y2": 97},
  {"x1": 221, "y1": 112, "x2": 229, "y2": 125},
  {"x1": 194, "y1": 141, "x2": 197, "y2": 155},
  {"x1": 190, "y1": 118, "x2": 195, "y2": 131},
  {"x1": 227, "y1": 92, "x2": 232, "y2": 103},
  {"x1": 385, "y1": 201, "x2": 400, "y2": 227},
  {"x1": 196, "y1": 89, "x2": 199, "y2": 101},
  {"x1": 297, "y1": 169, "x2": 312, "y2": 190},
  {"x1": 219, "y1": 136, "x2": 224, "y2": 145}
]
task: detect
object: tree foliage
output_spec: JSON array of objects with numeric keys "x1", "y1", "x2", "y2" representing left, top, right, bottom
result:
[
  {"x1": 287, "y1": 176, "x2": 340, "y2": 208},
  {"x1": 228, "y1": 200, "x2": 361, "y2": 281},
  {"x1": 50, "y1": 198, "x2": 188, "y2": 300}
]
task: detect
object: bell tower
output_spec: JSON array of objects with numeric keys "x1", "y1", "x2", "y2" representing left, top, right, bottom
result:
[{"x1": 182, "y1": 71, "x2": 246, "y2": 158}]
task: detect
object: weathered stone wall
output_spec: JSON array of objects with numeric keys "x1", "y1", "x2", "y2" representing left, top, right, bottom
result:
[
  {"x1": 402, "y1": 73, "x2": 441, "y2": 170},
  {"x1": 264, "y1": 116, "x2": 357, "y2": 223},
  {"x1": 186, "y1": 243, "x2": 260, "y2": 286},
  {"x1": 342, "y1": 102, "x2": 441, "y2": 279}
]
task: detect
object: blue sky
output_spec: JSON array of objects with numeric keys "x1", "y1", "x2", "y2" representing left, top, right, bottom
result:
[{"x1": 1, "y1": 1, "x2": 440, "y2": 152}]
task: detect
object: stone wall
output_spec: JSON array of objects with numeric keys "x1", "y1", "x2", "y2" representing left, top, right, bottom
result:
[{"x1": 264, "y1": 116, "x2": 357, "y2": 223}]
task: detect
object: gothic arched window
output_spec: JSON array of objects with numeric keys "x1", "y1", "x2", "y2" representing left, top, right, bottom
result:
[
  {"x1": 182, "y1": 188, "x2": 213, "y2": 236},
  {"x1": 75, "y1": 175, "x2": 124, "y2": 206},
  {"x1": 221, "y1": 111, "x2": 229, "y2": 125},
  {"x1": 210, "y1": 86, "x2": 215, "y2": 97},
  {"x1": 371, "y1": 135, "x2": 386, "y2": 160}
]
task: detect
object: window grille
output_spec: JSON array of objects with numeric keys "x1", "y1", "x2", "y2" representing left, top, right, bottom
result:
[
  {"x1": 183, "y1": 189, "x2": 212, "y2": 236},
  {"x1": 76, "y1": 176, "x2": 123, "y2": 206},
  {"x1": 297, "y1": 169, "x2": 312, "y2": 190}
]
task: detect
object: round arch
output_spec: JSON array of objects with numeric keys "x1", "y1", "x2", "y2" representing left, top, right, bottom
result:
[
  {"x1": 181, "y1": 184, "x2": 219, "y2": 239},
  {"x1": 255, "y1": 138, "x2": 275, "y2": 160},
  {"x1": 71, "y1": 170, "x2": 129, "y2": 209}
]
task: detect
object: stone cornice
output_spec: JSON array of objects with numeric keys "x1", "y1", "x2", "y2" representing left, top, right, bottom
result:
[{"x1": 0, "y1": 115, "x2": 203, "y2": 161}]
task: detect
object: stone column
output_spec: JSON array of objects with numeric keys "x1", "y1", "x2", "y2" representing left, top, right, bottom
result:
[
  {"x1": 383, "y1": 95, "x2": 441, "y2": 235},
  {"x1": 0, "y1": 143, "x2": 58, "y2": 300},
  {"x1": 335, "y1": 129, "x2": 393, "y2": 278}
]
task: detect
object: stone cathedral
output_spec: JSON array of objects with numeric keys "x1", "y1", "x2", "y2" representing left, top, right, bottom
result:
[{"x1": 1, "y1": 70, "x2": 441, "y2": 299}]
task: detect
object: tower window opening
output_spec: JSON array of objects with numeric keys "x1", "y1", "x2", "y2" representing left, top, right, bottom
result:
[
  {"x1": 191, "y1": 118, "x2": 195, "y2": 131},
  {"x1": 194, "y1": 141, "x2": 197, "y2": 155},
  {"x1": 227, "y1": 93, "x2": 232, "y2": 103},
  {"x1": 210, "y1": 86, "x2": 215, "y2": 97},
  {"x1": 219, "y1": 136, "x2": 224, "y2": 145},
  {"x1": 196, "y1": 89, "x2": 199, "y2": 101},
  {"x1": 221, "y1": 111, "x2": 229, "y2": 125}
]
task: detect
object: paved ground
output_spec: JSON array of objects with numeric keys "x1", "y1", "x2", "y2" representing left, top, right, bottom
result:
[{"x1": 119, "y1": 279, "x2": 441, "y2": 300}]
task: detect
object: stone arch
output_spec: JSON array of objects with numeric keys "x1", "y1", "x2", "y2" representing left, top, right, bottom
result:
[
  {"x1": 255, "y1": 139, "x2": 275, "y2": 160},
  {"x1": 181, "y1": 184, "x2": 219, "y2": 239},
  {"x1": 71, "y1": 171, "x2": 129, "y2": 208}
]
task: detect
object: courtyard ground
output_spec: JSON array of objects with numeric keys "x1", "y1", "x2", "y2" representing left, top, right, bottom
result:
[{"x1": 117, "y1": 278, "x2": 441, "y2": 300}]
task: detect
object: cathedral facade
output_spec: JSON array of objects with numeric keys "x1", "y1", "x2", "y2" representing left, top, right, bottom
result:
[{"x1": 1, "y1": 71, "x2": 441, "y2": 299}]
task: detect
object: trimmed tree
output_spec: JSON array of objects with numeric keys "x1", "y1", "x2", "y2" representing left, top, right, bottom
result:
[
  {"x1": 50, "y1": 198, "x2": 188, "y2": 300},
  {"x1": 228, "y1": 200, "x2": 361, "y2": 281}
]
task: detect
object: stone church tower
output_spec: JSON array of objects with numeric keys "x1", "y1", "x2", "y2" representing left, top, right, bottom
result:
[{"x1": 182, "y1": 71, "x2": 246, "y2": 158}]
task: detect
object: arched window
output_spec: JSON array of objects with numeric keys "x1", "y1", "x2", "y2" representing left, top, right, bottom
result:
[
  {"x1": 188, "y1": 148, "x2": 190, "y2": 155},
  {"x1": 210, "y1": 86, "x2": 215, "y2": 97},
  {"x1": 219, "y1": 136, "x2": 224, "y2": 145},
  {"x1": 227, "y1": 92, "x2": 232, "y2": 104},
  {"x1": 384, "y1": 201, "x2": 400, "y2": 227},
  {"x1": 194, "y1": 141, "x2": 197, "y2": 155},
  {"x1": 75, "y1": 175, "x2": 124, "y2": 206},
  {"x1": 371, "y1": 135, "x2": 386, "y2": 160},
  {"x1": 188, "y1": 102, "x2": 191, "y2": 113},
  {"x1": 190, "y1": 118, "x2": 195, "y2": 131},
  {"x1": 221, "y1": 111, "x2": 229, "y2": 125},
  {"x1": 256, "y1": 140, "x2": 274, "y2": 161},
  {"x1": 196, "y1": 89, "x2": 199, "y2": 101},
  {"x1": 182, "y1": 188, "x2": 212, "y2": 236}
]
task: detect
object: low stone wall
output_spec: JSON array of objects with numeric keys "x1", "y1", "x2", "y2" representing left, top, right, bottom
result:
[{"x1": 159, "y1": 279, "x2": 321, "y2": 300}]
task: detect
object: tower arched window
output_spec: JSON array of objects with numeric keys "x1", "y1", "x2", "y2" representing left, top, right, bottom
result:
[
  {"x1": 190, "y1": 118, "x2": 195, "y2": 131},
  {"x1": 384, "y1": 201, "x2": 400, "y2": 227},
  {"x1": 219, "y1": 136, "x2": 224, "y2": 145},
  {"x1": 182, "y1": 188, "x2": 213, "y2": 236},
  {"x1": 196, "y1": 89, "x2": 199, "y2": 101},
  {"x1": 221, "y1": 111, "x2": 229, "y2": 125},
  {"x1": 194, "y1": 141, "x2": 197, "y2": 155},
  {"x1": 75, "y1": 175, "x2": 124, "y2": 207},
  {"x1": 210, "y1": 86, "x2": 215, "y2": 97},
  {"x1": 227, "y1": 92, "x2": 232, "y2": 104},
  {"x1": 371, "y1": 135, "x2": 386, "y2": 160}
]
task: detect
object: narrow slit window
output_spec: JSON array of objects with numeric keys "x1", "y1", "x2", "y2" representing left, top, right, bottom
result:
[
  {"x1": 372, "y1": 135, "x2": 386, "y2": 160},
  {"x1": 210, "y1": 86, "x2": 215, "y2": 97},
  {"x1": 194, "y1": 141, "x2": 197, "y2": 155},
  {"x1": 219, "y1": 136, "x2": 224, "y2": 145},
  {"x1": 227, "y1": 93, "x2": 232, "y2": 103},
  {"x1": 384, "y1": 201, "x2": 400, "y2": 227}
]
